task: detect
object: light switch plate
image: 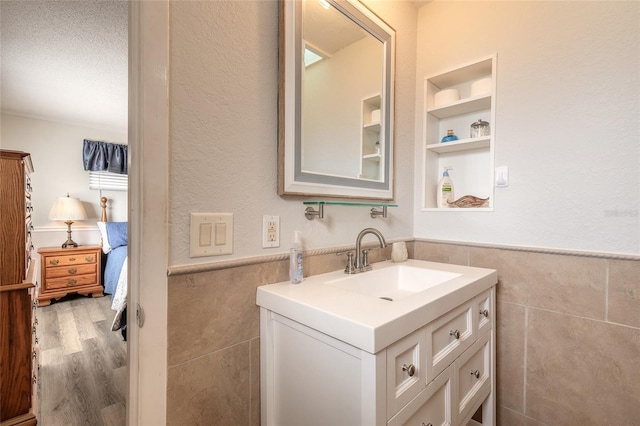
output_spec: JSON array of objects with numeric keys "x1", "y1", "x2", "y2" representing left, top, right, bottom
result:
[
  {"x1": 262, "y1": 215, "x2": 280, "y2": 248},
  {"x1": 190, "y1": 213, "x2": 233, "y2": 257},
  {"x1": 495, "y1": 166, "x2": 509, "y2": 188}
]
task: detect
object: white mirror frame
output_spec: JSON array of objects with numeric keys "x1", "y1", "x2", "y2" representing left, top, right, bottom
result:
[{"x1": 278, "y1": 0, "x2": 395, "y2": 200}]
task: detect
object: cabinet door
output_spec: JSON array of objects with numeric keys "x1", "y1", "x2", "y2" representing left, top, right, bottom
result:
[
  {"x1": 475, "y1": 289, "x2": 492, "y2": 336},
  {"x1": 387, "y1": 366, "x2": 452, "y2": 426},
  {"x1": 386, "y1": 327, "x2": 427, "y2": 419},
  {"x1": 426, "y1": 300, "x2": 475, "y2": 381},
  {"x1": 454, "y1": 331, "x2": 491, "y2": 424}
]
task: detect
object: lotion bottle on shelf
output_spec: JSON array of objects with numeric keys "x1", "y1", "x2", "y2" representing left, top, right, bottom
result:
[
  {"x1": 437, "y1": 167, "x2": 454, "y2": 208},
  {"x1": 289, "y1": 231, "x2": 303, "y2": 284}
]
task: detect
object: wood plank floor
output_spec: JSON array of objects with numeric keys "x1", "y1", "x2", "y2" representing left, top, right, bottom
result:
[{"x1": 37, "y1": 294, "x2": 127, "y2": 426}]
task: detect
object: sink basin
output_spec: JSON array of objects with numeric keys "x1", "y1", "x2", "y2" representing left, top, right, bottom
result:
[{"x1": 323, "y1": 264, "x2": 462, "y2": 301}]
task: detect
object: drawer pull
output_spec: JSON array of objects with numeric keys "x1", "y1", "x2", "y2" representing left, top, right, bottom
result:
[
  {"x1": 450, "y1": 329, "x2": 460, "y2": 339},
  {"x1": 470, "y1": 369, "x2": 480, "y2": 379},
  {"x1": 85, "y1": 256, "x2": 94, "y2": 262},
  {"x1": 49, "y1": 259, "x2": 60, "y2": 265},
  {"x1": 32, "y1": 350, "x2": 37, "y2": 359},
  {"x1": 69, "y1": 257, "x2": 76, "y2": 261},
  {"x1": 67, "y1": 279, "x2": 77, "y2": 285},
  {"x1": 402, "y1": 363, "x2": 416, "y2": 377},
  {"x1": 480, "y1": 309, "x2": 489, "y2": 318},
  {"x1": 68, "y1": 268, "x2": 78, "y2": 274},
  {"x1": 421, "y1": 423, "x2": 433, "y2": 426}
]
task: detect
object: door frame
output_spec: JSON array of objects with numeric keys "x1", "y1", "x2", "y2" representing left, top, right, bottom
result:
[{"x1": 128, "y1": 1, "x2": 169, "y2": 424}]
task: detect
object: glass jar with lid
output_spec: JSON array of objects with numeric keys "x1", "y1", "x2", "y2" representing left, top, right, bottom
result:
[{"x1": 470, "y1": 119, "x2": 490, "y2": 138}]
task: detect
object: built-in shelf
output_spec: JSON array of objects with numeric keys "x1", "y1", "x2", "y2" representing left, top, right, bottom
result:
[
  {"x1": 426, "y1": 137, "x2": 490, "y2": 154},
  {"x1": 422, "y1": 55, "x2": 496, "y2": 210},
  {"x1": 362, "y1": 153, "x2": 381, "y2": 161},
  {"x1": 427, "y1": 95, "x2": 491, "y2": 119},
  {"x1": 363, "y1": 121, "x2": 381, "y2": 129}
]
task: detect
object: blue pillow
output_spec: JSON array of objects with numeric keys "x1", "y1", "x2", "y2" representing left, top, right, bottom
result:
[{"x1": 105, "y1": 222, "x2": 128, "y2": 250}]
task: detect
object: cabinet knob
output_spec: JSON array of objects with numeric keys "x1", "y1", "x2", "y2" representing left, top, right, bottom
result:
[
  {"x1": 68, "y1": 268, "x2": 77, "y2": 275},
  {"x1": 470, "y1": 369, "x2": 480, "y2": 379},
  {"x1": 402, "y1": 363, "x2": 416, "y2": 377},
  {"x1": 450, "y1": 329, "x2": 460, "y2": 339},
  {"x1": 49, "y1": 259, "x2": 59, "y2": 265},
  {"x1": 480, "y1": 309, "x2": 489, "y2": 318}
]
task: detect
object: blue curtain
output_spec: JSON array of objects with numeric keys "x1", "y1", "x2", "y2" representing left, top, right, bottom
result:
[{"x1": 83, "y1": 139, "x2": 128, "y2": 175}]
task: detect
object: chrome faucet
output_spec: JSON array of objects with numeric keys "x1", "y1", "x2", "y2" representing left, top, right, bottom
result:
[{"x1": 354, "y1": 228, "x2": 387, "y2": 272}]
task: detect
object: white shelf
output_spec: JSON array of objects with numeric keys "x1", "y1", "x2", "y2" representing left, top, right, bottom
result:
[
  {"x1": 362, "y1": 153, "x2": 381, "y2": 161},
  {"x1": 426, "y1": 137, "x2": 490, "y2": 154},
  {"x1": 364, "y1": 121, "x2": 381, "y2": 130},
  {"x1": 427, "y1": 95, "x2": 491, "y2": 119}
]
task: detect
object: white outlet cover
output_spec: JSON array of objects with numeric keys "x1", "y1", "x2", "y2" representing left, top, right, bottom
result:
[{"x1": 262, "y1": 215, "x2": 280, "y2": 248}]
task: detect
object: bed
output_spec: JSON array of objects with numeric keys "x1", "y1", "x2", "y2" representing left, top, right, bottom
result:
[{"x1": 97, "y1": 197, "x2": 128, "y2": 339}]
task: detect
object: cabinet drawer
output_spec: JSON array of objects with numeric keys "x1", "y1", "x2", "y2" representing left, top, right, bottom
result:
[
  {"x1": 427, "y1": 300, "x2": 475, "y2": 380},
  {"x1": 46, "y1": 274, "x2": 98, "y2": 290},
  {"x1": 45, "y1": 263, "x2": 96, "y2": 279},
  {"x1": 386, "y1": 327, "x2": 426, "y2": 419},
  {"x1": 476, "y1": 289, "x2": 492, "y2": 336},
  {"x1": 454, "y1": 331, "x2": 491, "y2": 423},
  {"x1": 388, "y1": 366, "x2": 452, "y2": 426},
  {"x1": 44, "y1": 252, "x2": 98, "y2": 267}
]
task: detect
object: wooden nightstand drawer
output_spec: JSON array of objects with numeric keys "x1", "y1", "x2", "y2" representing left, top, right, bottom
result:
[
  {"x1": 44, "y1": 252, "x2": 98, "y2": 267},
  {"x1": 46, "y1": 274, "x2": 98, "y2": 290},
  {"x1": 37, "y1": 245, "x2": 103, "y2": 306},
  {"x1": 45, "y1": 263, "x2": 96, "y2": 279}
]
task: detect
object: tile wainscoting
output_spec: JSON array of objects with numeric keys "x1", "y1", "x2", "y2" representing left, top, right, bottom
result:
[{"x1": 166, "y1": 240, "x2": 639, "y2": 425}]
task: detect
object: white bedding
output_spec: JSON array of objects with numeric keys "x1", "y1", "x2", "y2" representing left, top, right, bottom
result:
[{"x1": 111, "y1": 256, "x2": 128, "y2": 331}]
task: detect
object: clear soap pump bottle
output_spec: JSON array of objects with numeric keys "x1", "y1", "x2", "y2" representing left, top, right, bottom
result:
[{"x1": 289, "y1": 231, "x2": 303, "y2": 284}]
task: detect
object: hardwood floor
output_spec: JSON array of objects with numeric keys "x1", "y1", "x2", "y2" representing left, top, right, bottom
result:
[{"x1": 37, "y1": 294, "x2": 126, "y2": 425}]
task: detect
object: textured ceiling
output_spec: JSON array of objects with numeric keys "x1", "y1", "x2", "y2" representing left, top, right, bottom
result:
[{"x1": 1, "y1": 0, "x2": 128, "y2": 131}]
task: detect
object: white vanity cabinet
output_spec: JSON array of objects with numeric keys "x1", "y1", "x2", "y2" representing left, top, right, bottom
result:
[{"x1": 260, "y1": 285, "x2": 496, "y2": 426}]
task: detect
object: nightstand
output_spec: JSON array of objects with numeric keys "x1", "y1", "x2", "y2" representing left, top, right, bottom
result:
[{"x1": 37, "y1": 245, "x2": 103, "y2": 306}]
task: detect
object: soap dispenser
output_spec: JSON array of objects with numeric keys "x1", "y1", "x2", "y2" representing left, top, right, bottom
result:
[
  {"x1": 289, "y1": 231, "x2": 303, "y2": 284},
  {"x1": 437, "y1": 167, "x2": 454, "y2": 208}
]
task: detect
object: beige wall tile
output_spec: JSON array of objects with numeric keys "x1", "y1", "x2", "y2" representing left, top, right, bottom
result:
[
  {"x1": 498, "y1": 405, "x2": 548, "y2": 426},
  {"x1": 469, "y1": 248, "x2": 607, "y2": 320},
  {"x1": 413, "y1": 241, "x2": 468, "y2": 265},
  {"x1": 608, "y1": 259, "x2": 640, "y2": 328},
  {"x1": 167, "y1": 260, "x2": 288, "y2": 366},
  {"x1": 526, "y1": 308, "x2": 640, "y2": 425},
  {"x1": 167, "y1": 341, "x2": 250, "y2": 425},
  {"x1": 496, "y1": 301, "x2": 525, "y2": 412},
  {"x1": 250, "y1": 337, "x2": 260, "y2": 426}
]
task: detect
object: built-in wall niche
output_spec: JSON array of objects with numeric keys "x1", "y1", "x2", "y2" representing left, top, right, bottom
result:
[
  {"x1": 360, "y1": 94, "x2": 382, "y2": 181},
  {"x1": 422, "y1": 56, "x2": 496, "y2": 210}
]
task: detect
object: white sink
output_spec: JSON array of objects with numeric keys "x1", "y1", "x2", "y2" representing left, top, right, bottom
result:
[
  {"x1": 256, "y1": 259, "x2": 497, "y2": 353},
  {"x1": 323, "y1": 265, "x2": 462, "y2": 301}
]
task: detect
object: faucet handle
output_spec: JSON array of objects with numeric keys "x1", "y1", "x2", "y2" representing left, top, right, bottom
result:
[
  {"x1": 361, "y1": 249, "x2": 372, "y2": 271},
  {"x1": 337, "y1": 251, "x2": 356, "y2": 274}
]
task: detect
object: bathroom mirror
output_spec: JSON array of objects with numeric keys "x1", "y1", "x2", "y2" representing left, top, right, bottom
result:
[{"x1": 278, "y1": 0, "x2": 395, "y2": 199}]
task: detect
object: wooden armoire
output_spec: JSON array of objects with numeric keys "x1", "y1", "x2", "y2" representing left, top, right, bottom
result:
[{"x1": 0, "y1": 150, "x2": 38, "y2": 425}]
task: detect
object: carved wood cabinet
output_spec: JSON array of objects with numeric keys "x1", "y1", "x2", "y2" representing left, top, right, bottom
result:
[{"x1": 0, "y1": 150, "x2": 38, "y2": 426}]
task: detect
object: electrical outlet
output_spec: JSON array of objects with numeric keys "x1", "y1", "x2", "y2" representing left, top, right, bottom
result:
[{"x1": 262, "y1": 215, "x2": 280, "y2": 248}]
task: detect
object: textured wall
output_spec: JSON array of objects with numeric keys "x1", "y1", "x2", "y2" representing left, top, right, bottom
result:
[
  {"x1": 168, "y1": 0, "x2": 417, "y2": 267},
  {"x1": 414, "y1": 1, "x2": 640, "y2": 255}
]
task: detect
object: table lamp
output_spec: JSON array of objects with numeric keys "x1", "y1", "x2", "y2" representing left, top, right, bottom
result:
[{"x1": 49, "y1": 194, "x2": 88, "y2": 248}]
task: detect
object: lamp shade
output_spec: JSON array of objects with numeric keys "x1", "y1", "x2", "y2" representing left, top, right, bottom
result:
[{"x1": 49, "y1": 195, "x2": 88, "y2": 221}]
